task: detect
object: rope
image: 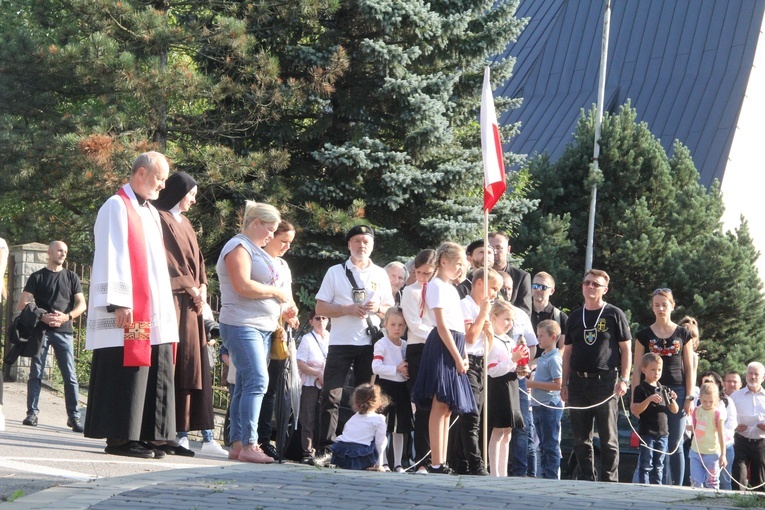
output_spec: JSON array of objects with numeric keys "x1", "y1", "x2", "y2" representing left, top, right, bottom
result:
[
  {"x1": 620, "y1": 397, "x2": 765, "y2": 491},
  {"x1": 518, "y1": 386, "x2": 616, "y2": 411}
]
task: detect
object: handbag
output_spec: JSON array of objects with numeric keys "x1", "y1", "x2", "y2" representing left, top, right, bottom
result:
[{"x1": 270, "y1": 326, "x2": 290, "y2": 360}]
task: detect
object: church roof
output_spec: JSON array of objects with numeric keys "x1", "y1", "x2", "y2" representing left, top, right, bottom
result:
[{"x1": 496, "y1": 0, "x2": 765, "y2": 186}]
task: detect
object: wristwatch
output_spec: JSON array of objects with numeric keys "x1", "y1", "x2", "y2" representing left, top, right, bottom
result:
[
  {"x1": 685, "y1": 395, "x2": 694, "y2": 401},
  {"x1": 619, "y1": 377, "x2": 630, "y2": 384}
]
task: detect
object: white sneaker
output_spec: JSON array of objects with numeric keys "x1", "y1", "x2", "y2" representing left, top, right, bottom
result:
[
  {"x1": 201, "y1": 440, "x2": 229, "y2": 458},
  {"x1": 177, "y1": 436, "x2": 190, "y2": 449}
]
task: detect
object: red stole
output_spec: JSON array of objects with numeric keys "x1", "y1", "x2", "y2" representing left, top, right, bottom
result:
[{"x1": 117, "y1": 187, "x2": 152, "y2": 367}]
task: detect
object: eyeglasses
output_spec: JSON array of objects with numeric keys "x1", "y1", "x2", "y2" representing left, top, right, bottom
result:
[
  {"x1": 582, "y1": 280, "x2": 605, "y2": 288},
  {"x1": 313, "y1": 316, "x2": 328, "y2": 321},
  {"x1": 652, "y1": 287, "x2": 672, "y2": 296},
  {"x1": 531, "y1": 283, "x2": 551, "y2": 291}
]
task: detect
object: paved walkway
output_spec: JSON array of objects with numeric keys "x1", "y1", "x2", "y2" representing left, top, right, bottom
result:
[
  {"x1": 2, "y1": 462, "x2": 755, "y2": 510},
  {"x1": 1, "y1": 382, "x2": 762, "y2": 509}
]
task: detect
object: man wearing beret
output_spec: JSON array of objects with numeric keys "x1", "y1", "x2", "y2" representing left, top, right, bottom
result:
[{"x1": 314, "y1": 225, "x2": 394, "y2": 461}]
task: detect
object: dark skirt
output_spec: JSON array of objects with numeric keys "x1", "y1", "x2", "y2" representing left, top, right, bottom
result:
[
  {"x1": 410, "y1": 329, "x2": 477, "y2": 415},
  {"x1": 331, "y1": 439, "x2": 378, "y2": 470},
  {"x1": 377, "y1": 378, "x2": 414, "y2": 433},
  {"x1": 84, "y1": 344, "x2": 176, "y2": 441},
  {"x1": 488, "y1": 371, "x2": 524, "y2": 429}
]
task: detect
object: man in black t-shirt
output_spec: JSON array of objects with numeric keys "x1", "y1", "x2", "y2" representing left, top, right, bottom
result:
[
  {"x1": 561, "y1": 269, "x2": 632, "y2": 482},
  {"x1": 16, "y1": 241, "x2": 86, "y2": 432}
]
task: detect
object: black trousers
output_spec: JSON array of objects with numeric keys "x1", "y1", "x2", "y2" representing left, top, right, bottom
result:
[
  {"x1": 451, "y1": 355, "x2": 484, "y2": 472},
  {"x1": 733, "y1": 434, "x2": 765, "y2": 491},
  {"x1": 406, "y1": 343, "x2": 431, "y2": 468},
  {"x1": 318, "y1": 344, "x2": 373, "y2": 452}
]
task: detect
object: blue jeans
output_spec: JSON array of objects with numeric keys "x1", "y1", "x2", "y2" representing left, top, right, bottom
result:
[
  {"x1": 690, "y1": 451, "x2": 720, "y2": 489},
  {"x1": 720, "y1": 443, "x2": 734, "y2": 490},
  {"x1": 663, "y1": 384, "x2": 686, "y2": 485},
  {"x1": 220, "y1": 324, "x2": 272, "y2": 446},
  {"x1": 533, "y1": 403, "x2": 563, "y2": 479},
  {"x1": 637, "y1": 433, "x2": 669, "y2": 484},
  {"x1": 511, "y1": 377, "x2": 537, "y2": 476},
  {"x1": 178, "y1": 430, "x2": 214, "y2": 442},
  {"x1": 27, "y1": 330, "x2": 80, "y2": 419}
]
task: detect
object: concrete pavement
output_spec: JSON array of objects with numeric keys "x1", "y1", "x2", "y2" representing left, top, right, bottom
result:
[{"x1": 1, "y1": 382, "x2": 762, "y2": 509}]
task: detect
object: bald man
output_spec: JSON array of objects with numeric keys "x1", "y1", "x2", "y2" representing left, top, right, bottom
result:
[{"x1": 17, "y1": 240, "x2": 86, "y2": 431}]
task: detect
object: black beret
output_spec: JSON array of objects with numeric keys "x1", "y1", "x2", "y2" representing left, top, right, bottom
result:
[{"x1": 345, "y1": 224, "x2": 375, "y2": 242}]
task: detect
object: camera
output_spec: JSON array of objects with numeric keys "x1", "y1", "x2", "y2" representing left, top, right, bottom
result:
[{"x1": 366, "y1": 324, "x2": 384, "y2": 342}]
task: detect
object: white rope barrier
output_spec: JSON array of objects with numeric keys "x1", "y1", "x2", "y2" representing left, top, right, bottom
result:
[{"x1": 519, "y1": 386, "x2": 616, "y2": 411}]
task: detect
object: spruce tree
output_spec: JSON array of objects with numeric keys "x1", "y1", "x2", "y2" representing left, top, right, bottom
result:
[{"x1": 516, "y1": 103, "x2": 765, "y2": 375}]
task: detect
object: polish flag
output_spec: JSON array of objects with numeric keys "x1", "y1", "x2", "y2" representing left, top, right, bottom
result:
[{"x1": 480, "y1": 66, "x2": 506, "y2": 212}]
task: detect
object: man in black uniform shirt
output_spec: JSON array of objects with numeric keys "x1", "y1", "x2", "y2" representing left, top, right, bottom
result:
[
  {"x1": 16, "y1": 241, "x2": 86, "y2": 431},
  {"x1": 561, "y1": 269, "x2": 631, "y2": 482}
]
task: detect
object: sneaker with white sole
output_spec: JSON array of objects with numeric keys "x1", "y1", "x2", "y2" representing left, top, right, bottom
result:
[
  {"x1": 177, "y1": 436, "x2": 190, "y2": 449},
  {"x1": 201, "y1": 440, "x2": 229, "y2": 458},
  {"x1": 238, "y1": 445, "x2": 274, "y2": 464}
]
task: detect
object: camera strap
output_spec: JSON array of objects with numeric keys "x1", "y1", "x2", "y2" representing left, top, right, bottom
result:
[{"x1": 343, "y1": 263, "x2": 377, "y2": 333}]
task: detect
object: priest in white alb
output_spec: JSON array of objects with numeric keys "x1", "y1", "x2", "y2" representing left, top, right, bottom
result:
[{"x1": 84, "y1": 151, "x2": 180, "y2": 459}]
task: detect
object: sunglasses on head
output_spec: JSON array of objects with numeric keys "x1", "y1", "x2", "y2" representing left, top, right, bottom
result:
[
  {"x1": 653, "y1": 287, "x2": 672, "y2": 296},
  {"x1": 531, "y1": 283, "x2": 551, "y2": 291}
]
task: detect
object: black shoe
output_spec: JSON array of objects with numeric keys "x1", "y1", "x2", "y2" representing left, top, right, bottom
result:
[
  {"x1": 105, "y1": 441, "x2": 155, "y2": 459},
  {"x1": 469, "y1": 467, "x2": 490, "y2": 476},
  {"x1": 259, "y1": 442, "x2": 279, "y2": 459},
  {"x1": 138, "y1": 441, "x2": 167, "y2": 459},
  {"x1": 301, "y1": 455, "x2": 316, "y2": 465},
  {"x1": 22, "y1": 414, "x2": 38, "y2": 426},
  {"x1": 427, "y1": 464, "x2": 454, "y2": 475},
  {"x1": 67, "y1": 417, "x2": 84, "y2": 433},
  {"x1": 157, "y1": 444, "x2": 195, "y2": 457}
]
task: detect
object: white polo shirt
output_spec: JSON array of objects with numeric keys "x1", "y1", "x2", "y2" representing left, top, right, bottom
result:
[{"x1": 316, "y1": 259, "x2": 394, "y2": 347}]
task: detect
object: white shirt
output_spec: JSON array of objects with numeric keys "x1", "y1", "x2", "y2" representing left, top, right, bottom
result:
[
  {"x1": 487, "y1": 334, "x2": 518, "y2": 378},
  {"x1": 335, "y1": 412, "x2": 388, "y2": 462},
  {"x1": 316, "y1": 260, "x2": 394, "y2": 346},
  {"x1": 86, "y1": 184, "x2": 178, "y2": 350},
  {"x1": 425, "y1": 277, "x2": 464, "y2": 333},
  {"x1": 721, "y1": 398, "x2": 738, "y2": 446},
  {"x1": 511, "y1": 305, "x2": 538, "y2": 347},
  {"x1": 460, "y1": 295, "x2": 485, "y2": 356},
  {"x1": 730, "y1": 385, "x2": 765, "y2": 440},
  {"x1": 296, "y1": 330, "x2": 329, "y2": 387},
  {"x1": 401, "y1": 281, "x2": 435, "y2": 345},
  {"x1": 372, "y1": 336, "x2": 407, "y2": 382}
]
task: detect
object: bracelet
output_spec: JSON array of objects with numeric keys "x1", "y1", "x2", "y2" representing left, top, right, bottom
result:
[{"x1": 619, "y1": 377, "x2": 629, "y2": 384}]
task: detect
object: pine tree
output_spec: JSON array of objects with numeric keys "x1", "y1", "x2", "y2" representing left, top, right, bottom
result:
[
  {"x1": 0, "y1": 0, "x2": 534, "y2": 309},
  {"x1": 516, "y1": 103, "x2": 765, "y2": 375}
]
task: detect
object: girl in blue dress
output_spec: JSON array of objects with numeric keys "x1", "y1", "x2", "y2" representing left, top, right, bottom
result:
[{"x1": 411, "y1": 242, "x2": 477, "y2": 474}]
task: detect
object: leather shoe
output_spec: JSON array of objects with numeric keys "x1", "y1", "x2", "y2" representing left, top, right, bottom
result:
[
  {"x1": 67, "y1": 417, "x2": 84, "y2": 433},
  {"x1": 22, "y1": 414, "x2": 38, "y2": 427},
  {"x1": 105, "y1": 441, "x2": 155, "y2": 459},
  {"x1": 259, "y1": 441, "x2": 279, "y2": 459},
  {"x1": 138, "y1": 441, "x2": 167, "y2": 459},
  {"x1": 157, "y1": 444, "x2": 195, "y2": 457}
]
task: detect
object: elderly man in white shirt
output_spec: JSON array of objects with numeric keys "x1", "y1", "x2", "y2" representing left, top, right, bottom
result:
[{"x1": 730, "y1": 361, "x2": 765, "y2": 491}]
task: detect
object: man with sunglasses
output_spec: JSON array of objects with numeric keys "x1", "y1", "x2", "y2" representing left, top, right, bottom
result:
[
  {"x1": 530, "y1": 272, "x2": 568, "y2": 350},
  {"x1": 561, "y1": 269, "x2": 632, "y2": 482}
]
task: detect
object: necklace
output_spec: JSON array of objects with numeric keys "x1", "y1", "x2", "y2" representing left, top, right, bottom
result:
[{"x1": 582, "y1": 304, "x2": 607, "y2": 346}]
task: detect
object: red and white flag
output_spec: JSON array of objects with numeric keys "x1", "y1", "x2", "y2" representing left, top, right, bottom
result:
[{"x1": 480, "y1": 66, "x2": 506, "y2": 212}]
